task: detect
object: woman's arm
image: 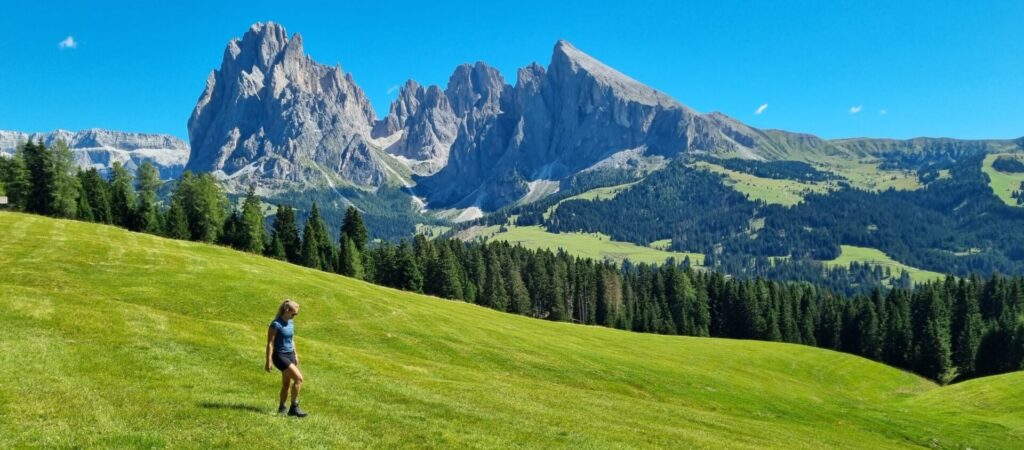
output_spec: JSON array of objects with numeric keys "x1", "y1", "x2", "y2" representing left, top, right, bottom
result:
[
  {"x1": 293, "y1": 340, "x2": 299, "y2": 366},
  {"x1": 265, "y1": 327, "x2": 276, "y2": 372}
]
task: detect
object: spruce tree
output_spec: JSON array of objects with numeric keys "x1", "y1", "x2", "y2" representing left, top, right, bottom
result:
[
  {"x1": 79, "y1": 169, "x2": 112, "y2": 223},
  {"x1": 237, "y1": 185, "x2": 268, "y2": 254},
  {"x1": 951, "y1": 280, "x2": 983, "y2": 378},
  {"x1": 23, "y1": 139, "x2": 58, "y2": 215},
  {"x1": 134, "y1": 161, "x2": 162, "y2": 233},
  {"x1": 0, "y1": 146, "x2": 30, "y2": 210},
  {"x1": 433, "y1": 244, "x2": 463, "y2": 299},
  {"x1": 163, "y1": 198, "x2": 190, "y2": 240},
  {"x1": 172, "y1": 172, "x2": 228, "y2": 242},
  {"x1": 303, "y1": 203, "x2": 335, "y2": 272},
  {"x1": 341, "y1": 206, "x2": 369, "y2": 251},
  {"x1": 300, "y1": 218, "x2": 322, "y2": 270},
  {"x1": 338, "y1": 235, "x2": 364, "y2": 279},
  {"x1": 482, "y1": 253, "x2": 509, "y2": 310},
  {"x1": 50, "y1": 140, "x2": 79, "y2": 218},
  {"x1": 219, "y1": 211, "x2": 243, "y2": 248},
  {"x1": 392, "y1": 241, "x2": 423, "y2": 292},
  {"x1": 268, "y1": 204, "x2": 301, "y2": 263},
  {"x1": 506, "y1": 261, "x2": 530, "y2": 313},
  {"x1": 108, "y1": 162, "x2": 136, "y2": 228},
  {"x1": 74, "y1": 178, "x2": 94, "y2": 222}
]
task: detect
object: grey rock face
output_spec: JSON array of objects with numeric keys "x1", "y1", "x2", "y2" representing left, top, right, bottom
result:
[
  {"x1": 0, "y1": 129, "x2": 189, "y2": 179},
  {"x1": 372, "y1": 62, "x2": 510, "y2": 176},
  {"x1": 414, "y1": 40, "x2": 764, "y2": 210},
  {"x1": 187, "y1": 22, "x2": 387, "y2": 190},
  {"x1": 372, "y1": 80, "x2": 459, "y2": 175}
]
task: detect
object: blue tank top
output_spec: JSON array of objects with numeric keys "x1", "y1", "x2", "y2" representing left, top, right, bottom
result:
[{"x1": 269, "y1": 318, "x2": 295, "y2": 353}]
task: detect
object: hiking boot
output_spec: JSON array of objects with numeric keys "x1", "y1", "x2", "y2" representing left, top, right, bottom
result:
[
  {"x1": 288, "y1": 404, "x2": 308, "y2": 418},
  {"x1": 277, "y1": 404, "x2": 287, "y2": 414}
]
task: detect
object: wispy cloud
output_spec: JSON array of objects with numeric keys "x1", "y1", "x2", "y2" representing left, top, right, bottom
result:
[
  {"x1": 386, "y1": 85, "x2": 400, "y2": 95},
  {"x1": 879, "y1": 109, "x2": 888, "y2": 115},
  {"x1": 58, "y1": 36, "x2": 77, "y2": 49},
  {"x1": 849, "y1": 105, "x2": 862, "y2": 114},
  {"x1": 754, "y1": 103, "x2": 768, "y2": 115}
]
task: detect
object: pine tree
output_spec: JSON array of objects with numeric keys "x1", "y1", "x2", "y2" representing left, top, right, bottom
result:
[
  {"x1": 268, "y1": 205, "x2": 301, "y2": 263},
  {"x1": 300, "y1": 217, "x2": 322, "y2": 270},
  {"x1": 219, "y1": 211, "x2": 243, "y2": 248},
  {"x1": 856, "y1": 300, "x2": 882, "y2": 360},
  {"x1": 108, "y1": 162, "x2": 136, "y2": 228},
  {"x1": 79, "y1": 168, "x2": 112, "y2": 223},
  {"x1": 0, "y1": 145, "x2": 30, "y2": 210},
  {"x1": 22, "y1": 139, "x2": 58, "y2": 215},
  {"x1": 303, "y1": 203, "x2": 335, "y2": 272},
  {"x1": 341, "y1": 206, "x2": 369, "y2": 251},
  {"x1": 951, "y1": 280, "x2": 983, "y2": 378},
  {"x1": 134, "y1": 161, "x2": 162, "y2": 233},
  {"x1": 163, "y1": 197, "x2": 190, "y2": 240},
  {"x1": 74, "y1": 177, "x2": 94, "y2": 222},
  {"x1": 482, "y1": 252, "x2": 509, "y2": 310},
  {"x1": 338, "y1": 235, "x2": 364, "y2": 279},
  {"x1": 171, "y1": 172, "x2": 229, "y2": 242},
  {"x1": 882, "y1": 288, "x2": 913, "y2": 367},
  {"x1": 431, "y1": 244, "x2": 463, "y2": 299},
  {"x1": 237, "y1": 185, "x2": 268, "y2": 254},
  {"x1": 506, "y1": 261, "x2": 530, "y2": 313},
  {"x1": 392, "y1": 241, "x2": 423, "y2": 292},
  {"x1": 913, "y1": 287, "x2": 954, "y2": 383},
  {"x1": 50, "y1": 140, "x2": 79, "y2": 218}
]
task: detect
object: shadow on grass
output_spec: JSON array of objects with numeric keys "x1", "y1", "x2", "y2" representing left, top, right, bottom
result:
[{"x1": 198, "y1": 401, "x2": 265, "y2": 413}]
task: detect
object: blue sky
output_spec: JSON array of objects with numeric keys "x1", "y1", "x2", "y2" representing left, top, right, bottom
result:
[{"x1": 1, "y1": 0, "x2": 1021, "y2": 141}]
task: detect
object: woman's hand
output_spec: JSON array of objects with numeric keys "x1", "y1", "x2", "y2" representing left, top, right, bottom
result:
[{"x1": 265, "y1": 360, "x2": 272, "y2": 372}]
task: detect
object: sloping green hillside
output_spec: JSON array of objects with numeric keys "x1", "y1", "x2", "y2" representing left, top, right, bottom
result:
[{"x1": 0, "y1": 212, "x2": 1021, "y2": 448}]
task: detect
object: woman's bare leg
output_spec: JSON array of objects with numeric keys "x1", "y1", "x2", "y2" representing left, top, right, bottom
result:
[
  {"x1": 279, "y1": 370, "x2": 290, "y2": 407},
  {"x1": 285, "y1": 364, "x2": 304, "y2": 406}
]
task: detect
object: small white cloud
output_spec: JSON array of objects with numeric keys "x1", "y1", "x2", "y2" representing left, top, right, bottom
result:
[
  {"x1": 879, "y1": 109, "x2": 888, "y2": 115},
  {"x1": 58, "y1": 36, "x2": 77, "y2": 49},
  {"x1": 386, "y1": 85, "x2": 400, "y2": 95},
  {"x1": 849, "y1": 105, "x2": 862, "y2": 114},
  {"x1": 754, "y1": 103, "x2": 768, "y2": 115}
]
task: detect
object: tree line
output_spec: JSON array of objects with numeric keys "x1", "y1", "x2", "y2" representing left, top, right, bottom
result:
[{"x1": 3, "y1": 140, "x2": 1022, "y2": 384}]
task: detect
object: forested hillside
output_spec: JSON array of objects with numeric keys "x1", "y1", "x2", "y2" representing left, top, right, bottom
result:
[{"x1": 2, "y1": 140, "x2": 1022, "y2": 385}]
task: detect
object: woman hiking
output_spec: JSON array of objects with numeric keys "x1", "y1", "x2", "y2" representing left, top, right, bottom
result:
[{"x1": 265, "y1": 299, "x2": 308, "y2": 417}]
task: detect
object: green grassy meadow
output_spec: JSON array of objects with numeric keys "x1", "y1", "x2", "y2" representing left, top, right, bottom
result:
[
  {"x1": 1, "y1": 212, "x2": 1022, "y2": 448},
  {"x1": 982, "y1": 153, "x2": 1024, "y2": 207},
  {"x1": 544, "y1": 181, "x2": 639, "y2": 219},
  {"x1": 693, "y1": 159, "x2": 922, "y2": 206},
  {"x1": 692, "y1": 161, "x2": 833, "y2": 206},
  {"x1": 823, "y1": 245, "x2": 946, "y2": 284},
  {"x1": 460, "y1": 224, "x2": 704, "y2": 266}
]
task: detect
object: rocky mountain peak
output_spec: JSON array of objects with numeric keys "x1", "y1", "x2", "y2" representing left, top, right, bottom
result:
[
  {"x1": 445, "y1": 62, "x2": 507, "y2": 117},
  {"x1": 548, "y1": 40, "x2": 679, "y2": 108},
  {"x1": 187, "y1": 22, "x2": 389, "y2": 191}
]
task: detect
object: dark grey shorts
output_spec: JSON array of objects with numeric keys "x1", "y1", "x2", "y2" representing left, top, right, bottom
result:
[{"x1": 272, "y1": 352, "x2": 297, "y2": 371}]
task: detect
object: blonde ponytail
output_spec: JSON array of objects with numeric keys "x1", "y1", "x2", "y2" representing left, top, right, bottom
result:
[{"x1": 275, "y1": 299, "x2": 299, "y2": 320}]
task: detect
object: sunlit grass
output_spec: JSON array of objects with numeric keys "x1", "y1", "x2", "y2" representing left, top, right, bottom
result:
[{"x1": 0, "y1": 212, "x2": 1020, "y2": 448}]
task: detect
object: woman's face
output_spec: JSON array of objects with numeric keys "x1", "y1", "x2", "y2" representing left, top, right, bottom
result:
[{"x1": 287, "y1": 304, "x2": 300, "y2": 319}]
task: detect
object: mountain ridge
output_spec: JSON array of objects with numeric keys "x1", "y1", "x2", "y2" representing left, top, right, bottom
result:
[
  {"x1": 0, "y1": 128, "x2": 188, "y2": 179},
  {"x1": 181, "y1": 22, "x2": 1023, "y2": 213}
]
